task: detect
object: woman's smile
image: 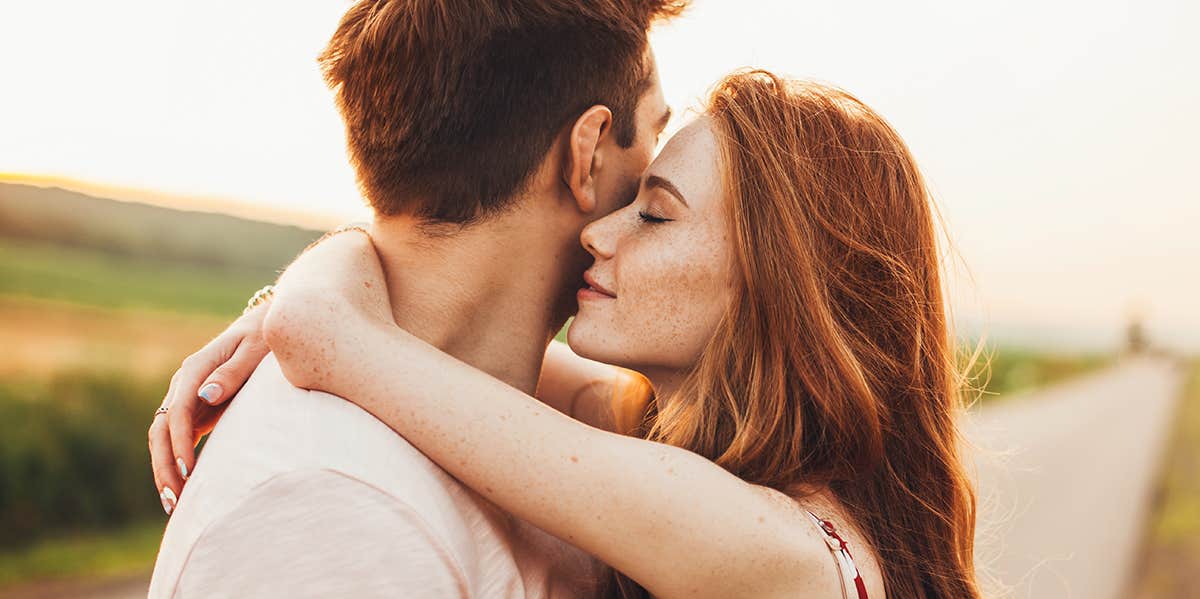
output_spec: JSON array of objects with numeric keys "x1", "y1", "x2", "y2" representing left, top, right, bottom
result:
[{"x1": 578, "y1": 270, "x2": 617, "y2": 301}]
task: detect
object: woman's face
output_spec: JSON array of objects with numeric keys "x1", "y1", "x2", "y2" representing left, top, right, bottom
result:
[{"x1": 569, "y1": 118, "x2": 736, "y2": 375}]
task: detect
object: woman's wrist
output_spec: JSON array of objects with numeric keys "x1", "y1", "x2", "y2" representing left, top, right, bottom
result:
[
  {"x1": 302, "y1": 222, "x2": 372, "y2": 254},
  {"x1": 243, "y1": 284, "x2": 275, "y2": 315}
]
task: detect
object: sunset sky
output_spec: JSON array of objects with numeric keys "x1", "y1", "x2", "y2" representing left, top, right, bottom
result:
[{"x1": 1, "y1": 0, "x2": 1197, "y2": 351}]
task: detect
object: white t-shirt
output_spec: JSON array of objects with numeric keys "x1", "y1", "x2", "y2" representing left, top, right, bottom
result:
[{"x1": 149, "y1": 354, "x2": 600, "y2": 598}]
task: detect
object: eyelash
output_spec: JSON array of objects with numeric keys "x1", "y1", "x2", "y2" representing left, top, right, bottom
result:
[{"x1": 637, "y1": 210, "x2": 671, "y2": 224}]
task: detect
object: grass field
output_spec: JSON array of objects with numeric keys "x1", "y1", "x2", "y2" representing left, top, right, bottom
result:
[
  {"x1": 966, "y1": 345, "x2": 1114, "y2": 400},
  {"x1": 1133, "y1": 359, "x2": 1200, "y2": 598},
  {"x1": 0, "y1": 521, "x2": 162, "y2": 587},
  {"x1": 0, "y1": 228, "x2": 255, "y2": 590},
  {"x1": 0, "y1": 296, "x2": 229, "y2": 380},
  {"x1": 0, "y1": 236, "x2": 273, "y2": 317}
]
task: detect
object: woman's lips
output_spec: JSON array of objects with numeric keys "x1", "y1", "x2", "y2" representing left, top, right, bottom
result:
[{"x1": 579, "y1": 271, "x2": 616, "y2": 300}]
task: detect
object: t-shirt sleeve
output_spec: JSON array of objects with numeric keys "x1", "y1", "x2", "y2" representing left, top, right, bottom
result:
[{"x1": 167, "y1": 469, "x2": 470, "y2": 599}]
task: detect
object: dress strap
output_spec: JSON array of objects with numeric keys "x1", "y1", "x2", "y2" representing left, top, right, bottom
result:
[{"x1": 805, "y1": 509, "x2": 869, "y2": 599}]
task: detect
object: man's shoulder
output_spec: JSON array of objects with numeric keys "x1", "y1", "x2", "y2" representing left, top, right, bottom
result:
[
  {"x1": 152, "y1": 468, "x2": 473, "y2": 598},
  {"x1": 191, "y1": 353, "x2": 478, "y2": 508},
  {"x1": 151, "y1": 355, "x2": 494, "y2": 597},
  {"x1": 206, "y1": 353, "x2": 436, "y2": 476}
]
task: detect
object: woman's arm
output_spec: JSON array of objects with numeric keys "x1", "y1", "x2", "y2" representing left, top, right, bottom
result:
[
  {"x1": 147, "y1": 231, "x2": 644, "y2": 511},
  {"x1": 538, "y1": 341, "x2": 654, "y2": 436},
  {"x1": 264, "y1": 233, "x2": 810, "y2": 599},
  {"x1": 263, "y1": 228, "x2": 647, "y2": 434}
]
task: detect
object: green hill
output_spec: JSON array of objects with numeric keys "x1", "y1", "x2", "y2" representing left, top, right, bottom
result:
[
  {"x1": 0, "y1": 182, "x2": 323, "y2": 271},
  {"x1": 0, "y1": 183, "x2": 325, "y2": 316}
]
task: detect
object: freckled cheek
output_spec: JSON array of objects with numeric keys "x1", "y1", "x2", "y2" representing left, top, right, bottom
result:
[{"x1": 615, "y1": 237, "x2": 730, "y2": 365}]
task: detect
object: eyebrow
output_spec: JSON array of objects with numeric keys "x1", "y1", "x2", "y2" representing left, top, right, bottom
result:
[{"x1": 645, "y1": 174, "x2": 688, "y2": 208}]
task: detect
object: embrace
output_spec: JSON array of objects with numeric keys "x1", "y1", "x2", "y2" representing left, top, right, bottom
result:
[{"x1": 146, "y1": 1, "x2": 980, "y2": 598}]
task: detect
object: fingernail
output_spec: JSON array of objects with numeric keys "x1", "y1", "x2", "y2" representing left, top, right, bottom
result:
[
  {"x1": 198, "y1": 383, "x2": 222, "y2": 405},
  {"x1": 160, "y1": 487, "x2": 177, "y2": 516},
  {"x1": 177, "y1": 457, "x2": 189, "y2": 481}
]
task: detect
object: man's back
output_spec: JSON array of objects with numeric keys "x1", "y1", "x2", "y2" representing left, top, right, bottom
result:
[{"x1": 149, "y1": 354, "x2": 599, "y2": 598}]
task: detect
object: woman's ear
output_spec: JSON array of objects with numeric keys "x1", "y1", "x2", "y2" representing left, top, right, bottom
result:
[{"x1": 563, "y1": 105, "x2": 613, "y2": 214}]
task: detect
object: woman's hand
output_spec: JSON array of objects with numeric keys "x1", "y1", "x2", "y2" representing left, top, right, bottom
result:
[
  {"x1": 148, "y1": 302, "x2": 271, "y2": 513},
  {"x1": 147, "y1": 226, "x2": 385, "y2": 514}
]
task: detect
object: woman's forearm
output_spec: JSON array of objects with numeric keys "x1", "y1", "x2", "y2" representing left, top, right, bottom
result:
[
  {"x1": 536, "y1": 341, "x2": 652, "y2": 435},
  {"x1": 266, "y1": 299, "x2": 799, "y2": 598}
]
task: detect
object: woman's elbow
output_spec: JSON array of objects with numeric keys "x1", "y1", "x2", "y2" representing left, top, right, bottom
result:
[{"x1": 262, "y1": 287, "x2": 335, "y2": 389}]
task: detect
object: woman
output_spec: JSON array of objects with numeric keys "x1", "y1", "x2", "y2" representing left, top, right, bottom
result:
[{"x1": 155, "y1": 71, "x2": 980, "y2": 598}]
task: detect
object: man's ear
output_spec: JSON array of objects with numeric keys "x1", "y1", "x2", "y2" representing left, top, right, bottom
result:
[{"x1": 563, "y1": 105, "x2": 613, "y2": 214}]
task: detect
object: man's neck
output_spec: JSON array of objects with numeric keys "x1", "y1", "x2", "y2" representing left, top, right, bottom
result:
[{"x1": 368, "y1": 208, "x2": 588, "y2": 395}]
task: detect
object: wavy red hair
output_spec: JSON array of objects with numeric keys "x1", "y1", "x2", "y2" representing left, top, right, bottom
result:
[{"x1": 608, "y1": 71, "x2": 981, "y2": 598}]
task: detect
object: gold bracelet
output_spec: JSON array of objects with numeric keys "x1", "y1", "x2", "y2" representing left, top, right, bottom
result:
[
  {"x1": 243, "y1": 284, "x2": 276, "y2": 315},
  {"x1": 244, "y1": 224, "x2": 369, "y2": 315}
]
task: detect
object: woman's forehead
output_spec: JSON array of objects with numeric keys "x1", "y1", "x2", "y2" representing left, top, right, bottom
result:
[{"x1": 646, "y1": 117, "x2": 723, "y2": 207}]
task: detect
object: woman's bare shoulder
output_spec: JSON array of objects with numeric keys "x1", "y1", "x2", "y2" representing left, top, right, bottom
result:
[{"x1": 750, "y1": 484, "x2": 887, "y2": 599}]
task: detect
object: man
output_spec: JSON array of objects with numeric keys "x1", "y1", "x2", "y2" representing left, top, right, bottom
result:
[{"x1": 147, "y1": 0, "x2": 681, "y2": 596}]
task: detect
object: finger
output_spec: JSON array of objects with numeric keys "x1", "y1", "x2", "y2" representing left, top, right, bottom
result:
[
  {"x1": 149, "y1": 411, "x2": 182, "y2": 516},
  {"x1": 170, "y1": 337, "x2": 236, "y2": 413},
  {"x1": 161, "y1": 353, "x2": 210, "y2": 484},
  {"x1": 197, "y1": 337, "x2": 269, "y2": 407},
  {"x1": 170, "y1": 339, "x2": 267, "y2": 482},
  {"x1": 162, "y1": 342, "x2": 235, "y2": 465},
  {"x1": 167, "y1": 389, "x2": 201, "y2": 486},
  {"x1": 149, "y1": 372, "x2": 180, "y2": 493}
]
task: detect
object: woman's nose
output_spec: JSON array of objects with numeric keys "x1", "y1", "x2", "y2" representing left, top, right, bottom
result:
[{"x1": 581, "y1": 213, "x2": 617, "y2": 259}]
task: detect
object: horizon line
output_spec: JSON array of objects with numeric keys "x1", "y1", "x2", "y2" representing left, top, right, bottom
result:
[{"x1": 0, "y1": 172, "x2": 347, "y2": 231}]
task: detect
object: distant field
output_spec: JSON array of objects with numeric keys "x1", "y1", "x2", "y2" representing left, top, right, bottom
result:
[
  {"x1": 0, "y1": 236, "x2": 273, "y2": 317},
  {"x1": 0, "y1": 182, "x2": 323, "y2": 272},
  {"x1": 0, "y1": 521, "x2": 161, "y2": 588},
  {"x1": 968, "y1": 346, "x2": 1114, "y2": 400},
  {"x1": 0, "y1": 296, "x2": 227, "y2": 379}
]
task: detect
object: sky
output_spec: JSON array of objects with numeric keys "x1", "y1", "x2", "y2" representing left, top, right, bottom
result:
[{"x1": 1, "y1": 0, "x2": 1197, "y2": 351}]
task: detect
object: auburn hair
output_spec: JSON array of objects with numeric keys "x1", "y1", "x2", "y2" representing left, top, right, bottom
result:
[
  {"x1": 318, "y1": 0, "x2": 687, "y2": 224},
  {"x1": 606, "y1": 71, "x2": 981, "y2": 598}
]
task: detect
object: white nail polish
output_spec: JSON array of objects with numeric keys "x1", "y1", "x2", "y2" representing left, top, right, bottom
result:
[
  {"x1": 198, "y1": 383, "x2": 222, "y2": 404},
  {"x1": 177, "y1": 458, "x2": 189, "y2": 481},
  {"x1": 161, "y1": 487, "x2": 178, "y2": 516}
]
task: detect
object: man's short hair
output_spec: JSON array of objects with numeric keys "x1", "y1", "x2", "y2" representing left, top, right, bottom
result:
[{"x1": 320, "y1": 0, "x2": 687, "y2": 224}]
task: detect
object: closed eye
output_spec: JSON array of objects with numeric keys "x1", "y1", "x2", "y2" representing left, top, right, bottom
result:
[{"x1": 638, "y1": 210, "x2": 671, "y2": 224}]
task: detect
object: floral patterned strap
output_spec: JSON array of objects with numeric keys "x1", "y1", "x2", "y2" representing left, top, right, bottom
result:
[{"x1": 805, "y1": 509, "x2": 869, "y2": 599}]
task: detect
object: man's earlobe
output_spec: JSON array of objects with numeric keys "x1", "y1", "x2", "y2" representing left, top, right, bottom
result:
[{"x1": 564, "y1": 105, "x2": 613, "y2": 214}]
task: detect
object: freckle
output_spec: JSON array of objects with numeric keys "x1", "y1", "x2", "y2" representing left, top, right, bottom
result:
[
  {"x1": 485, "y1": 486, "x2": 494, "y2": 493},
  {"x1": 570, "y1": 456, "x2": 579, "y2": 463},
  {"x1": 667, "y1": 467, "x2": 674, "y2": 474},
  {"x1": 364, "y1": 281, "x2": 372, "y2": 288},
  {"x1": 758, "y1": 516, "x2": 765, "y2": 523}
]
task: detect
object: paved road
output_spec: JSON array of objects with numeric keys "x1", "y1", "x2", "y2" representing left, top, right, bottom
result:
[{"x1": 969, "y1": 357, "x2": 1186, "y2": 599}]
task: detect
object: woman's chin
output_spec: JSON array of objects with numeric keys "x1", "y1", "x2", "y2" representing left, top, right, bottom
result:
[{"x1": 565, "y1": 318, "x2": 610, "y2": 364}]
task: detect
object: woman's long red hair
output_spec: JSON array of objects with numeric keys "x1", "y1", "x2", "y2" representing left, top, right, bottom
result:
[{"x1": 609, "y1": 71, "x2": 981, "y2": 598}]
